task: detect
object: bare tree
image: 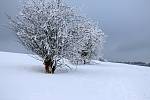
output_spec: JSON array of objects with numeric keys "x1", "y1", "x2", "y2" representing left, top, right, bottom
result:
[{"x1": 8, "y1": 0, "x2": 105, "y2": 73}]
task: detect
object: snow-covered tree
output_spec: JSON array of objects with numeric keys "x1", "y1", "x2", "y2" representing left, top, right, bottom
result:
[
  {"x1": 8, "y1": 0, "x2": 105, "y2": 73},
  {"x1": 64, "y1": 17, "x2": 104, "y2": 64}
]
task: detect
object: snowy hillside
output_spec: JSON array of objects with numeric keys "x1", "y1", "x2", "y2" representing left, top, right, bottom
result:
[{"x1": 0, "y1": 52, "x2": 150, "y2": 100}]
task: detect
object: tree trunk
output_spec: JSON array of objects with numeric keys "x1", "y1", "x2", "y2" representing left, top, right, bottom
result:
[
  {"x1": 44, "y1": 58, "x2": 56, "y2": 74},
  {"x1": 52, "y1": 65, "x2": 56, "y2": 74},
  {"x1": 83, "y1": 60, "x2": 86, "y2": 64}
]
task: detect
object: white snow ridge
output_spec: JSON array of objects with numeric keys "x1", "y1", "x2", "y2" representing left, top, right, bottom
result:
[{"x1": 0, "y1": 52, "x2": 150, "y2": 100}]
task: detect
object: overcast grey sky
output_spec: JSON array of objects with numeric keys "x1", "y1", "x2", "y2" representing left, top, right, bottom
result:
[{"x1": 0, "y1": 0, "x2": 150, "y2": 62}]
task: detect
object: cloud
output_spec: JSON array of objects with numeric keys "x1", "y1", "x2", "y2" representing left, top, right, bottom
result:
[{"x1": 0, "y1": 0, "x2": 150, "y2": 62}]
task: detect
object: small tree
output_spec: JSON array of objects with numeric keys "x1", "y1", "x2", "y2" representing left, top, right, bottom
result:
[
  {"x1": 8, "y1": 0, "x2": 105, "y2": 73},
  {"x1": 64, "y1": 17, "x2": 104, "y2": 64}
]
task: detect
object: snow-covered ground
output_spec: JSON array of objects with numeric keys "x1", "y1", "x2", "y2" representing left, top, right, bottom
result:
[{"x1": 0, "y1": 52, "x2": 150, "y2": 100}]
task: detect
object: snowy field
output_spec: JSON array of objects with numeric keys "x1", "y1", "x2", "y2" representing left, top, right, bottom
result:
[{"x1": 0, "y1": 52, "x2": 150, "y2": 100}]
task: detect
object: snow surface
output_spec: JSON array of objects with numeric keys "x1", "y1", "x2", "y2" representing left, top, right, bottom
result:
[{"x1": 0, "y1": 51, "x2": 150, "y2": 100}]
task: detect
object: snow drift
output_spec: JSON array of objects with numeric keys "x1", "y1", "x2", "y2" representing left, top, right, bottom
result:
[{"x1": 0, "y1": 52, "x2": 150, "y2": 100}]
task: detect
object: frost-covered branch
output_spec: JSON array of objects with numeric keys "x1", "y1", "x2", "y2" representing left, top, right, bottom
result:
[{"x1": 8, "y1": 0, "x2": 105, "y2": 73}]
